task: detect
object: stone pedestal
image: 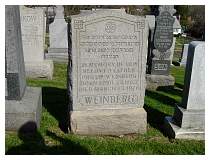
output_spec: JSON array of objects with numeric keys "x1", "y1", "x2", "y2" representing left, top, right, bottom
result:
[
  {"x1": 165, "y1": 104, "x2": 204, "y2": 140},
  {"x1": 25, "y1": 60, "x2": 54, "y2": 79},
  {"x1": 164, "y1": 41, "x2": 205, "y2": 140},
  {"x1": 71, "y1": 108, "x2": 146, "y2": 135},
  {"x1": 6, "y1": 87, "x2": 42, "y2": 131},
  {"x1": 146, "y1": 74, "x2": 175, "y2": 90}
]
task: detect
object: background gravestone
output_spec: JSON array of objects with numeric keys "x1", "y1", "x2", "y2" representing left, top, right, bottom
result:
[
  {"x1": 5, "y1": 5, "x2": 42, "y2": 131},
  {"x1": 169, "y1": 37, "x2": 176, "y2": 65},
  {"x1": 20, "y1": 6, "x2": 54, "y2": 79},
  {"x1": 165, "y1": 41, "x2": 205, "y2": 140},
  {"x1": 146, "y1": 5, "x2": 175, "y2": 90},
  {"x1": 70, "y1": 10, "x2": 148, "y2": 135},
  {"x1": 180, "y1": 44, "x2": 189, "y2": 67},
  {"x1": 47, "y1": 5, "x2": 68, "y2": 62}
]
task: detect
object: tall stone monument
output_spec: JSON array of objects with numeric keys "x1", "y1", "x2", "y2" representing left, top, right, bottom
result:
[
  {"x1": 165, "y1": 41, "x2": 205, "y2": 140},
  {"x1": 5, "y1": 5, "x2": 42, "y2": 131},
  {"x1": 69, "y1": 10, "x2": 148, "y2": 135},
  {"x1": 47, "y1": 5, "x2": 68, "y2": 62},
  {"x1": 146, "y1": 6, "x2": 175, "y2": 90},
  {"x1": 20, "y1": 6, "x2": 54, "y2": 79}
]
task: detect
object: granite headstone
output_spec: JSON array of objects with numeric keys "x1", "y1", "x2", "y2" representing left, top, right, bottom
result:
[
  {"x1": 165, "y1": 41, "x2": 205, "y2": 140},
  {"x1": 47, "y1": 5, "x2": 68, "y2": 62},
  {"x1": 5, "y1": 5, "x2": 42, "y2": 131},
  {"x1": 20, "y1": 6, "x2": 54, "y2": 79},
  {"x1": 146, "y1": 5, "x2": 175, "y2": 90},
  {"x1": 70, "y1": 10, "x2": 148, "y2": 135},
  {"x1": 151, "y1": 6, "x2": 175, "y2": 75}
]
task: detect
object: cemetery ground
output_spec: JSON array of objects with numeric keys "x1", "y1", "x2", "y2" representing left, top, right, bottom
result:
[{"x1": 5, "y1": 62, "x2": 204, "y2": 155}]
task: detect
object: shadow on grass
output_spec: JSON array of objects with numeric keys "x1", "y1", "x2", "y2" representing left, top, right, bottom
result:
[
  {"x1": 172, "y1": 61, "x2": 181, "y2": 66},
  {"x1": 145, "y1": 90, "x2": 178, "y2": 106},
  {"x1": 42, "y1": 87, "x2": 69, "y2": 133},
  {"x1": 144, "y1": 104, "x2": 170, "y2": 136},
  {"x1": 6, "y1": 122, "x2": 89, "y2": 155},
  {"x1": 156, "y1": 86, "x2": 183, "y2": 97},
  {"x1": 175, "y1": 83, "x2": 184, "y2": 90}
]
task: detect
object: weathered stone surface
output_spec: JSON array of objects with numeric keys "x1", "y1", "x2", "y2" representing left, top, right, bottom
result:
[
  {"x1": 71, "y1": 10, "x2": 148, "y2": 110},
  {"x1": 149, "y1": 5, "x2": 175, "y2": 76},
  {"x1": 20, "y1": 6, "x2": 54, "y2": 79},
  {"x1": 25, "y1": 60, "x2": 54, "y2": 79},
  {"x1": 20, "y1": 6, "x2": 45, "y2": 62},
  {"x1": 47, "y1": 5, "x2": 68, "y2": 62},
  {"x1": 146, "y1": 74, "x2": 175, "y2": 90},
  {"x1": 173, "y1": 104, "x2": 204, "y2": 129},
  {"x1": 164, "y1": 41, "x2": 205, "y2": 140},
  {"x1": 154, "y1": 11, "x2": 175, "y2": 53},
  {"x1": 182, "y1": 41, "x2": 205, "y2": 110},
  {"x1": 5, "y1": 6, "x2": 42, "y2": 131},
  {"x1": 70, "y1": 10, "x2": 148, "y2": 135},
  {"x1": 180, "y1": 44, "x2": 189, "y2": 67},
  {"x1": 5, "y1": 5, "x2": 26, "y2": 100},
  {"x1": 71, "y1": 108, "x2": 147, "y2": 135},
  {"x1": 6, "y1": 87, "x2": 42, "y2": 131},
  {"x1": 164, "y1": 117, "x2": 204, "y2": 140}
]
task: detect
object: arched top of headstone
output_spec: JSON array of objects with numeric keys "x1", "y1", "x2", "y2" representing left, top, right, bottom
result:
[
  {"x1": 71, "y1": 9, "x2": 146, "y2": 25},
  {"x1": 55, "y1": 5, "x2": 64, "y2": 19},
  {"x1": 159, "y1": 5, "x2": 176, "y2": 15}
]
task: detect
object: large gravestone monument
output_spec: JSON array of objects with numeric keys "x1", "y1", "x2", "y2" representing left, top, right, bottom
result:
[
  {"x1": 180, "y1": 44, "x2": 189, "y2": 67},
  {"x1": 5, "y1": 5, "x2": 42, "y2": 131},
  {"x1": 20, "y1": 6, "x2": 54, "y2": 79},
  {"x1": 165, "y1": 41, "x2": 205, "y2": 140},
  {"x1": 146, "y1": 5, "x2": 175, "y2": 90},
  {"x1": 47, "y1": 5, "x2": 68, "y2": 62},
  {"x1": 69, "y1": 10, "x2": 148, "y2": 135}
]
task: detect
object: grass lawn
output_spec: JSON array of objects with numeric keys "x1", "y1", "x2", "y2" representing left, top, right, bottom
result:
[
  {"x1": 173, "y1": 36, "x2": 195, "y2": 62},
  {"x1": 5, "y1": 63, "x2": 205, "y2": 155}
]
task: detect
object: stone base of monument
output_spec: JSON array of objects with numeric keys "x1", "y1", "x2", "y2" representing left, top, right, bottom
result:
[
  {"x1": 164, "y1": 117, "x2": 204, "y2": 140},
  {"x1": 5, "y1": 87, "x2": 42, "y2": 131},
  {"x1": 146, "y1": 74, "x2": 175, "y2": 90},
  {"x1": 70, "y1": 108, "x2": 147, "y2": 135},
  {"x1": 164, "y1": 105, "x2": 205, "y2": 140},
  {"x1": 46, "y1": 48, "x2": 68, "y2": 62},
  {"x1": 25, "y1": 60, "x2": 54, "y2": 79}
]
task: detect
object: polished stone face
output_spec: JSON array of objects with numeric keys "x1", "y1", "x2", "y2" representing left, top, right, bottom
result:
[
  {"x1": 154, "y1": 11, "x2": 175, "y2": 53},
  {"x1": 71, "y1": 10, "x2": 148, "y2": 110},
  {"x1": 20, "y1": 6, "x2": 45, "y2": 62}
]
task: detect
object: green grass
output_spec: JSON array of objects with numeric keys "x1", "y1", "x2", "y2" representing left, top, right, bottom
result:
[
  {"x1": 5, "y1": 63, "x2": 205, "y2": 155},
  {"x1": 173, "y1": 36, "x2": 195, "y2": 62}
]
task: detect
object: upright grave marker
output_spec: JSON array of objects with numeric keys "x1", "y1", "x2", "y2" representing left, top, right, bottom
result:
[
  {"x1": 146, "y1": 5, "x2": 175, "y2": 90},
  {"x1": 5, "y1": 5, "x2": 42, "y2": 131},
  {"x1": 70, "y1": 10, "x2": 148, "y2": 135},
  {"x1": 47, "y1": 5, "x2": 68, "y2": 62},
  {"x1": 20, "y1": 6, "x2": 54, "y2": 79},
  {"x1": 165, "y1": 41, "x2": 205, "y2": 140}
]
